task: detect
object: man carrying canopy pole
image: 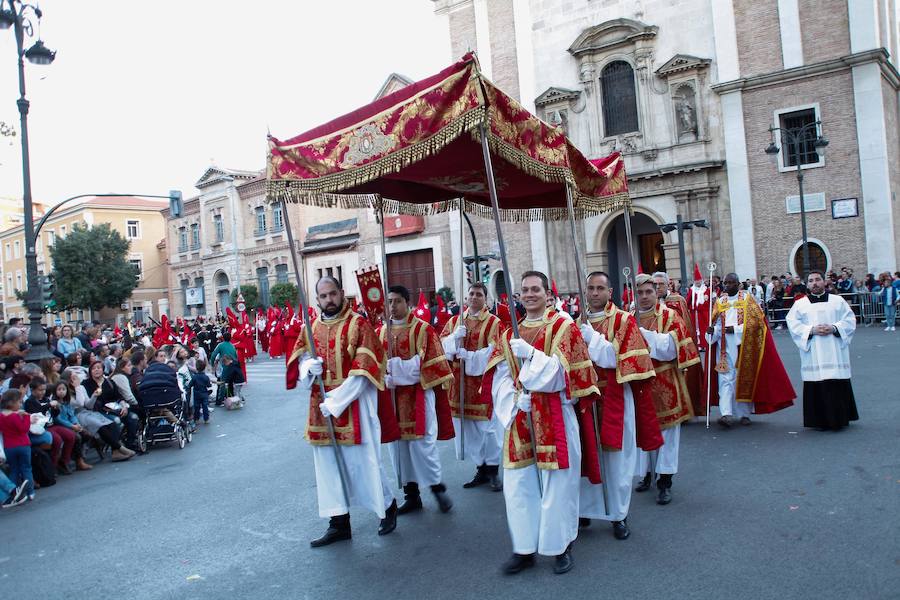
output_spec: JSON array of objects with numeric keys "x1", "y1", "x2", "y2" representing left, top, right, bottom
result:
[
  {"x1": 578, "y1": 271, "x2": 662, "y2": 541},
  {"x1": 441, "y1": 281, "x2": 504, "y2": 491}
]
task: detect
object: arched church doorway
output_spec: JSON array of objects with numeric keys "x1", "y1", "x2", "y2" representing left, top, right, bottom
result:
[{"x1": 603, "y1": 212, "x2": 665, "y2": 304}]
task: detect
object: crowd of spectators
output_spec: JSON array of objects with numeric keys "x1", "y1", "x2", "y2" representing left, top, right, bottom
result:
[{"x1": 0, "y1": 318, "x2": 246, "y2": 509}]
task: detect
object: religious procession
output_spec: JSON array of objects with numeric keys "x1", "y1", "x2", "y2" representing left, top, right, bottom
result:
[{"x1": 263, "y1": 54, "x2": 862, "y2": 575}]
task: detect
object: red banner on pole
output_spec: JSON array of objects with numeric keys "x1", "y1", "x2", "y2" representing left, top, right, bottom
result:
[{"x1": 355, "y1": 266, "x2": 385, "y2": 325}]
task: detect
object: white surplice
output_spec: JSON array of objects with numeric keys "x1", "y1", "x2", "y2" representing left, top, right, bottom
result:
[
  {"x1": 387, "y1": 355, "x2": 443, "y2": 487},
  {"x1": 578, "y1": 323, "x2": 635, "y2": 522},
  {"x1": 441, "y1": 337, "x2": 502, "y2": 466},
  {"x1": 493, "y1": 348, "x2": 581, "y2": 556},
  {"x1": 634, "y1": 321, "x2": 680, "y2": 476},
  {"x1": 705, "y1": 294, "x2": 753, "y2": 418},
  {"x1": 301, "y1": 357, "x2": 395, "y2": 519},
  {"x1": 786, "y1": 294, "x2": 856, "y2": 381}
]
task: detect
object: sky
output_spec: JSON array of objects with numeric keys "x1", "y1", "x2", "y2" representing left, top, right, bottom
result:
[{"x1": 0, "y1": 0, "x2": 451, "y2": 204}]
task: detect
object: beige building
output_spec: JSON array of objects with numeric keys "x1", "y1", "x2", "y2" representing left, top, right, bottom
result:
[{"x1": 0, "y1": 196, "x2": 169, "y2": 326}]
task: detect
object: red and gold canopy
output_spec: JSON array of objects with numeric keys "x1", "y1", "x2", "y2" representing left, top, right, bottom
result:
[{"x1": 267, "y1": 53, "x2": 629, "y2": 221}]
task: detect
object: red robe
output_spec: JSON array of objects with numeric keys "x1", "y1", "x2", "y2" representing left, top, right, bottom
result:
[
  {"x1": 377, "y1": 312, "x2": 455, "y2": 441},
  {"x1": 484, "y1": 309, "x2": 603, "y2": 483},
  {"x1": 440, "y1": 308, "x2": 502, "y2": 421},
  {"x1": 664, "y1": 292, "x2": 705, "y2": 416},
  {"x1": 702, "y1": 291, "x2": 796, "y2": 414},
  {"x1": 687, "y1": 284, "x2": 714, "y2": 351}
]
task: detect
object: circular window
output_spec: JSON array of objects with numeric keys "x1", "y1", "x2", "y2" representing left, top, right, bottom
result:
[{"x1": 793, "y1": 241, "x2": 828, "y2": 274}]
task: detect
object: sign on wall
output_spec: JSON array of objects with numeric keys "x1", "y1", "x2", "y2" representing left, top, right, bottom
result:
[
  {"x1": 831, "y1": 197, "x2": 858, "y2": 219},
  {"x1": 186, "y1": 287, "x2": 204, "y2": 305},
  {"x1": 785, "y1": 192, "x2": 826, "y2": 214}
]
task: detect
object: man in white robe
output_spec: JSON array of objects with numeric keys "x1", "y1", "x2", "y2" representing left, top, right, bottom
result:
[
  {"x1": 786, "y1": 270, "x2": 858, "y2": 430},
  {"x1": 706, "y1": 273, "x2": 754, "y2": 425}
]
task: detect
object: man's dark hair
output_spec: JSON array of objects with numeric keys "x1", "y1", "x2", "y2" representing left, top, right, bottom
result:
[
  {"x1": 807, "y1": 270, "x2": 826, "y2": 281},
  {"x1": 587, "y1": 271, "x2": 610, "y2": 283},
  {"x1": 520, "y1": 270, "x2": 549, "y2": 292},
  {"x1": 315, "y1": 276, "x2": 342, "y2": 294},
  {"x1": 28, "y1": 376, "x2": 47, "y2": 390},
  {"x1": 467, "y1": 282, "x2": 488, "y2": 295},
  {"x1": 222, "y1": 330, "x2": 231, "y2": 342},
  {"x1": 130, "y1": 351, "x2": 146, "y2": 367},
  {"x1": 388, "y1": 285, "x2": 410, "y2": 303},
  {"x1": 0, "y1": 388, "x2": 22, "y2": 409},
  {"x1": 8, "y1": 317, "x2": 21, "y2": 327}
]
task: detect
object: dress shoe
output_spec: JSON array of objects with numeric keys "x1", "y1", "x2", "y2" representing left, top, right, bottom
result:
[
  {"x1": 717, "y1": 415, "x2": 733, "y2": 428},
  {"x1": 487, "y1": 465, "x2": 503, "y2": 492},
  {"x1": 463, "y1": 465, "x2": 489, "y2": 488},
  {"x1": 553, "y1": 544, "x2": 574, "y2": 574},
  {"x1": 635, "y1": 473, "x2": 652, "y2": 492},
  {"x1": 431, "y1": 483, "x2": 453, "y2": 513},
  {"x1": 740, "y1": 417, "x2": 752, "y2": 426},
  {"x1": 378, "y1": 501, "x2": 398, "y2": 536},
  {"x1": 502, "y1": 553, "x2": 535, "y2": 575},
  {"x1": 56, "y1": 462, "x2": 73, "y2": 476},
  {"x1": 310, "y1": 516, "x2": 352, "y2": 548},
  {"x1": 398, "y1": 483, "x2": 423, "y2": 515},
  {"x1": 657, "y1": 487, "x2": 672, "y2": 505},
  {"x1": 578, "y1": 517, "x2": 592, "y2": 529},
  {"x1": 612, "y1": 519, "x2": 630, "y2": 540}
]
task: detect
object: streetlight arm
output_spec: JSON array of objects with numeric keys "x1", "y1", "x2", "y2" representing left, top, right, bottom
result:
[{"x1": 33, "y1": 193, "x2": 174, "y2": 239}]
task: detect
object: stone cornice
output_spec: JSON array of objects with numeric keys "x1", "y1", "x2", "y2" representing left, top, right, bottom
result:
[
  {"x1": 626, "y1": 160, "x2": 724, "y2": 182},
  {"x1": 711, "y1": 48, "x2": 900, "y2": 94},
  {"x1": 568, "y1": 18, "x2": 658, "y2": 57}
]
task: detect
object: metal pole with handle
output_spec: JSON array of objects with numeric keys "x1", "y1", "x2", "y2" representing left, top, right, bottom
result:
[
  {"x1": 377, "y1": 199, "x2": 404, "y2": 489},
  {"x1": 280, "y1": 199, "x2": 351, "y2": 506},
  {"x1": 479, "y1": 122, "x2": 542, "y2": 496},
  {"x1": 705, "y1": 261, "x2": 717, "y2": 429},
  {"x1": 564, "y1": 185, "x2": 608, "y2": 515},
  {"x1": 457, "y1": 202, "x2": 466, "y2": 461}
]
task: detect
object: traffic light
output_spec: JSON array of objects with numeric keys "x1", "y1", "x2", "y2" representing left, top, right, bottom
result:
[
  {"x1": 39, "y1": 275, "x2": 55, "y2": 310},
  {"x1": 465, "y1": 261, "x2": 476, "y2": 284},
  {"x1": 480, "y1": 263, "x2": 491, "y2": 283}
]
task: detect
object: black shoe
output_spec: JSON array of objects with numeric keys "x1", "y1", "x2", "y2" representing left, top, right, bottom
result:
[
  {"x1": 635, "y1": 473, "x2": 652, "y2": 492},
  {"x1": 431, "y1": 483, "x2": 453, "y2": 513},
  {"x1": 657, "y1": 487, "x2": 672, "y2": 505},
  {"x1": 717, "y1": 415, "x2": 733, "y2": 428},
  {"x1": 310, "y1": 515, "x2": 351, "y2": 548},
  {"x1": 740, "y1": 416, "x2": 752, "y2": 426},
  {"x1": 487, "y1": 465, "x2": 503, "y2": 492},
  {"x1": 398, "y1": 483, "x2": 423, "y2": 515},
  {"x1": 578, "y1": 517, "x2": 592, "y2": 529},
  {"x1": 378, "y1": 501, "x2": 398, "y2": 536},
  {"x1": 502, "y1": 553, "x2": 535, "y2": 575},
  {"x1": 612, "y1": 519, "x2": 630, "y2": 540},
  {"x1": 463, "y1": 465, "x2": 489, "y2": 489},
  {"x1": 553, "y1": 544, "x2": 574, "y2": 574}
]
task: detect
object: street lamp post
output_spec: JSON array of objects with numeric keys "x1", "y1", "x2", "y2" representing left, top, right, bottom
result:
[
  {"x1": 765, "y1": 120, "x2": 829, "y2": 278},
  {"x1": 1, "y1": 0, "x2": 55, "y2": 361},
  {"x1": 660, "y1": 216, "x2": 709, "y2": 296}
]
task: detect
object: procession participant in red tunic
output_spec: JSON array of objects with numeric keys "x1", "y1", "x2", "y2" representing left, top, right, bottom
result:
[
  {"x1": 485, "y1": 271, "x2": 600, "y2": 576},
  {"x1": 257, "y1": 308, "x2": 270, "y2": 353},
  {"x1": 378, "y1": 285, "x2": 455, "y2": 515},
  {"x1": 288, "y1": 276, "x2": 397, "y2": 547},
  {"x1": 440, "y1": 282, "x2": 503, "y2": 491},
  {"x1": 687, "y1": 263, "x2": 713, "y2": 351},
  {"x1": 577, "y1": 272, "x2": 662, "y2": 540},
  {"x1": 653, "y1": 271, "x2": 705, "y2": 417},
  {"x1": 633, "y1": 274, "x2": 700, "y2": 505},
  {"x1": 704, "y1": 273, "x2": 795, "y2": 427},
  {"x1": 268, "y1": 307, "x2": 284, "y2": 358}
]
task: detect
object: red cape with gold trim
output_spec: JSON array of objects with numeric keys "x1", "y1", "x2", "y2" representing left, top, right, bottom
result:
[{"x1": 702, "y1": 294, "x2": 795, "y2": 414}]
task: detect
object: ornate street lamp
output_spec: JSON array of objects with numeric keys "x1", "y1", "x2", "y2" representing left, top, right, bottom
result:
[
  {"x1": 2, "y1": 0, "x2": 56, "y2": 361},
  {"x1": 765, "y1": 120, "x2": 829, "y2": 278}
]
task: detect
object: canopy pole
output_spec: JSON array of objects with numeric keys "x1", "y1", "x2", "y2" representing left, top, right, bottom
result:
[
  {"x1": 622, "y1": 204, "x2": 638, "y2": 307},
  {"x1": 457, "y1": 201, "x2": 466, "y2": 461},
  {"x1": 280, "y1": 199, "x2": 350, "y2": 506},
  {"x1": 705, "y1": 261, "x2": 717, "y2": 429},
  {"x1": 564, "y1": 185, "x2": 608, "y2": 516},
  {"x1": 479, "y1": 122, "x2": 542, "y2": 496},
  {"x1": 377, "y1": 197, "x2": 403, "y2": 489}
]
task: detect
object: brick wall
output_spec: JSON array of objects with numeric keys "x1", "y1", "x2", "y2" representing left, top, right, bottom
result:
[
  {"x1": 487, "y1": 0, "x2": 520, "y2": 96},
  {"x1": 799, "y1": 0, "x2": 850, "y2": 64},
  {"x1": 448, "y1": 3, "x2": 477, "y2": 59},
  {"x1": 883, "y1": 79, "x2": 900, "y2": 270},
  {"x1": 742, "y1": 70, "x2": 867, "y2": 276},
  {"x1": 733, "y1": 0, "x2": 783, "y2": 77}
]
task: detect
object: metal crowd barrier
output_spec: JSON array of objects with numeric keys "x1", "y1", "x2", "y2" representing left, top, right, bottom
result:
[{"x1": 765, "y1": 291, "x2": 886, "y2": 328}]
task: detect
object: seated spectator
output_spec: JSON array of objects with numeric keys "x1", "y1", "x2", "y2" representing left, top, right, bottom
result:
[
  {"x1": 0, "y1": 328, "x2": 27, "y2": 358},
  {"x1": 50, "y1": 382, "x2": 92, "y2": 471},
  {"x1": 93, "y1": 344, "x2": 111, "y2": 375},
  {"x1": 24, "y1": 377, "x2": 68, "y2": 474},
  {"x1": 0, "y1": 356, "x2": 24, "y2": 394},
  {"x1": 56, "y1": 325, "x2": 84, "y2": 358},
  {"x1": 65, "y1": 351, "x2": 88, "y2": 380},
  {"x1": 60, "y1": 368, "x2": 131, "y2": 461},
  {"x1": 82, "y1": 361, "x2": 140, "y2": 453},
  {"x1": 40, "y1": 356, "x2": 62, "y2": 387},
  {"x1": 190, "y1": 359, "x2": 212, "y2": 424},
  {"x1": 0, "y1": 389, "x2": 35, "y2": 501},
  {"x1": 129, "y1": 351, "x2": 147, "y2": 404},
  {"x1": 0, "y1": 463, "x2": 29, "y2": 508}
]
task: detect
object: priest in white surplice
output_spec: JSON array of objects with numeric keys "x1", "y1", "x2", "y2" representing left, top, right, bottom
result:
[
  {"x1": 485, "y1": 271, "x2": 600, "y2": 576},
  {"x1": 786, "y1": 270, "x2": 859, "y2": 430},
  {"x1": 287, "y1": 277, "x2": 397, "y2": 547}
]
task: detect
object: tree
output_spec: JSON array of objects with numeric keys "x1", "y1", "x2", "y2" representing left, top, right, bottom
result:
[
  {"x1": 436, "y1": 286, "x2": 455, "y2": 303},
  {"x1": 49, "y1": 223, "x2": 138, "y2": 312},
  {"x1": 230, "y1": 284, "x2": 258, "y2": 310},
  {"x1": 270, "y1": 282, "x2": 298, "y2": 308}
]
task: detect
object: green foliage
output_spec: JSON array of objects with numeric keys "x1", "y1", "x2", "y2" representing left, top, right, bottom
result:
[
  {"x1": 230, "y1": 284, "x2": 258, "y2": 309},
  {"x1": 49, "y1": 223, "x2": 138, "y2": 312},
  {"x1": 269, "y1": 282, "x2": 298, "y2": 308},
  {"x1": 436, "y1": 286, "x2": 455, "y2": 303}
]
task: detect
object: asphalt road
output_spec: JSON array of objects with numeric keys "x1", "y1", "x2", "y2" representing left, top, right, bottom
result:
[{"x1": 2, "y1": 327, "x2": 899, "y2": 600}]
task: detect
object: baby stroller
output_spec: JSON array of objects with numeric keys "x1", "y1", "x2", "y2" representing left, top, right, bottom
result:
[{"x1": 137, "y1": 363, "x2": 193, "y2": 451}]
